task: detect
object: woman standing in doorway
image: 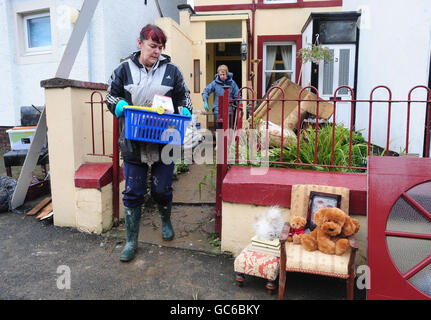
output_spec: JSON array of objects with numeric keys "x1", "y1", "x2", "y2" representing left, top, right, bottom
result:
[
  {"x1": 106, "y1": 24, "x2": 193, "y2": 262},
  {"x1": 202, "y1": 64, "x2": 240, "y2": 121}
]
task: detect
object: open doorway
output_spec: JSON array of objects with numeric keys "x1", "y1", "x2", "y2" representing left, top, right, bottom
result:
[
  {"x1": 215, "y1": 42, "x2": 242, "y2": 86},
  {"x1": 205, "y1": 42, "x2": 243, "y2": 131}
]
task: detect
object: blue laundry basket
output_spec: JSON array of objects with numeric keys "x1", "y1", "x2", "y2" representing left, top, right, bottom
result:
[{"x1": 124, "y1": 106, "x2": 191, "y2": 145}]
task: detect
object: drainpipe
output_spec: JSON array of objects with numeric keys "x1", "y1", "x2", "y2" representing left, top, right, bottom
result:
[
  {"x1": 155, "y1": 0, "x2": 163, "y2": 17},
  {"x1": 251, "y1": 0, "x2": 256, "y2": 85}
]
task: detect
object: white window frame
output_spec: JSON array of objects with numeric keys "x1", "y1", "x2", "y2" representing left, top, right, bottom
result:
[
  {"x1": 23, "y1": 11, "x2": 52, "y2": 55},
  {"x1": 263, "y1": 0, "x2": 298, "y2": 4},
  {"x1": 13, "y1": 0, "x2": 59, "y2": 65},
  {"x1": 262, "y1": 41, "x2": 296, "y2": 95}
]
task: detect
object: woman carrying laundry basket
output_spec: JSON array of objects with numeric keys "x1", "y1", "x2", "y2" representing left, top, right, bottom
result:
[{"x1": 106, "y1": 24, "x2": 193, "y2": 262}]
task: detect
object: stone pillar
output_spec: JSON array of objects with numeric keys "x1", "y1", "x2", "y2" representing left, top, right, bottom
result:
[{"x1": 41, "y1": 78, "x2": 121, "y2": 233}]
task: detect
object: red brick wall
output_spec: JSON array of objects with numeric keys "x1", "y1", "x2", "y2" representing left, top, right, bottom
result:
[{"x1": 0, "y1": 126, "x2": 13, "y2": 152}]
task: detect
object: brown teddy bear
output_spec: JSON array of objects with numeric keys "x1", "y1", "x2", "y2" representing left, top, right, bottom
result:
[
  {"x1": 300, "y1": 207, "x2": 360, "y2": 255},
  {"x1": 287, "y1": 216, "x2": 307, "y2": 244}
]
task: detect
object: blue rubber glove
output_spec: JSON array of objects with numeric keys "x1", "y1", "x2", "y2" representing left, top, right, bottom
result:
[
  {"x1": 203, "y1": 101, "x2": 210, "y2": 112},
  {"x1": 115, "y1": 100, "x2": 129, "y2": 118},
  {"x1": 182, "y1": 107, "x2": 191, "y2": 116}
]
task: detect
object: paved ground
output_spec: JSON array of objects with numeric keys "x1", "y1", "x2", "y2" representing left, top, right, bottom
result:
[
  {"x1": 0, "y1": 209, "x2": 366, "y2": 301},
  {"x1": 0, "y1": 155, "x2": 366, "y2": 301}
]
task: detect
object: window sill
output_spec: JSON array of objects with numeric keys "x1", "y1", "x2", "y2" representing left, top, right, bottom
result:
[
  {"x1": 23, "y1": 49, "x2": 53, "y2": 56},
  {"x1": 16, "y1": 50, "x2": 59, "y2": 65}
]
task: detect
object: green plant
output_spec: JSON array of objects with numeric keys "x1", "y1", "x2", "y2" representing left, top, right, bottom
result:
[
  {"x1": 192, "y1": 288, "x2": 200, "y2": 300},
  {"x1": 173, "y1": 160, "x2": 189, "y2": 180},
  {"x1": 207, "y1": 232, "x2": 221, "y2": 247},
  {"x1": 174, "y1": 160, "x2": 189, "y2": 174},
  {"x1": 234, "y1": 124, "x2": 368, "y2": 172},
  {"x1": 198, "y1": 163, "x2": 216, "y2": 199},
  {"x1": 268, "y1": 124, "x2": 368, "y2": 172},
  {"x1": 297, "y1": 44, "x2": 334, "y2": 65},
  {"x1": 296, "y1": 44, "x2": 333, "y2": 84}
]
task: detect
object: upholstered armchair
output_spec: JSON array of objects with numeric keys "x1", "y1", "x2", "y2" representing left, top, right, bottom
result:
[{"x1": 278, "y1": 184, "x2": 358, "y2": 300}]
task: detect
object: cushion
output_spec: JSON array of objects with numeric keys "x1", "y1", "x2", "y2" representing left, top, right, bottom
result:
[
  {"x1": 284, "y1": 242, "x2": 351, "y2": 279},
  {"x1": 234, "y1": 245, "x2": 280, "y2": 281},
  {"x1": 290, "y1": 184, "x2": 350, "y2": 218},
  {"x1": 3, "y1": 148, "x2": 49, "y2": 167}
]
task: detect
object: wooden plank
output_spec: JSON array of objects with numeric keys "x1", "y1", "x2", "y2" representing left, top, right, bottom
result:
[
  {"x1": 26, "y1": 196, "x2": 52, "y2": 216},
  {"x1": 36, "y1": 202, "x2": 53, "y2": 220}
]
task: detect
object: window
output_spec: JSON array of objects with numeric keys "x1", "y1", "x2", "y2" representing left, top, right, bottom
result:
[
  {"x1": 318, "y1": 45, "x2": 356, "y2": 97},
  {"x1": 14, "y1": 1, "x2": 58, "y2": 64},
  {"x1": 263, "y1": 42, "x2": 296, "y2": 94},
  {"x1": 23, "y1": 12, "x2": 52, "y2": 53},
  {"x1": 319, "y1": 20, "x2": 357, "y2": 43},
  {"x1": 206, "y1": 21, "x2": 242, "y2": 40}
]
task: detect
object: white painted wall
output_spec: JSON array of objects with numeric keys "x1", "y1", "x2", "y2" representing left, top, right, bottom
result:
[
  {"x1": 0, "y1": 0, "x2": 185, "y2": 127},
  {"x1": 343, "y1": 0, "x2": 431, "y2": 155},
  {"x1": 0, "y1": 0, "x2": 17, "y2": 128}
]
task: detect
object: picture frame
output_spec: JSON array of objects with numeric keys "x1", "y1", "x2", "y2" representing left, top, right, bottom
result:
[{"x1": 307, "y1": 191, "x2": 342, "y2": 230}]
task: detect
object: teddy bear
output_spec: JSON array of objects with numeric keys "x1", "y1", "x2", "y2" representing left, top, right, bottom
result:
[
  {"x1": 300, "y1": 207, "x2": 360, "y2": 255},
  {"x1": 287, "y1": 216, "x2": 307, "y2": 244}
]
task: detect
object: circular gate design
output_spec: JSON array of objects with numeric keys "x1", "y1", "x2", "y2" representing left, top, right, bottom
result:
[{"x1": 385, "y1": 181, "x2": 431, "y2": 298}]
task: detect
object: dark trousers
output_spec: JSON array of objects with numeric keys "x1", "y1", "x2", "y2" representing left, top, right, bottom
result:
[{"x1": 122, "y1": 160, "x2": 175, "y2": 208}]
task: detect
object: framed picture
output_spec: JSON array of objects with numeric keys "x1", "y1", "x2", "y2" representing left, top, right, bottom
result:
[{"x1": 307, "y1": 191, "x2": 342, "y2": 230}]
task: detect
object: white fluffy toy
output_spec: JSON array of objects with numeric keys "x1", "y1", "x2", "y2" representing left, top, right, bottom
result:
[{"x1": 253, "y1": 206, "x2": 285, "y2": 241}]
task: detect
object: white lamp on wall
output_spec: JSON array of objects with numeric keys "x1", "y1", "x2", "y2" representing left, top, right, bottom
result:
[{"x1": 241, "y1": 41, "x2": 247, "y2": 61}]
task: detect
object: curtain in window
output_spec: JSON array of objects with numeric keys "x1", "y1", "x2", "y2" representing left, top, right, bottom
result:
[
  {"x1": 265, "y1": 46, "x2": 277, "y2": 89},
  {"x1": 280, "y1": 46, "x2": 292, "y2": 71}
]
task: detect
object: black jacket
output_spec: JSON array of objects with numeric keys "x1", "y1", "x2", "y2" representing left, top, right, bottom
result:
[{"x1": 106, "y1": 51, "x2": 192, "y2": 163}]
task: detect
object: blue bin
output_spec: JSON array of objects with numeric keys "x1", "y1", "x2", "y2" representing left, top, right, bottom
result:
[{"x1": 124, "y1": 107, "x2": 191, "y2": 145}]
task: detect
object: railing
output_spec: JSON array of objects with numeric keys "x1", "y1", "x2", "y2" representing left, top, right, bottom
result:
[
  {"x1": 211, "y1": 84, "x2": 431, "y2": 235},
  {"x1": 221, "y1": 84, "x2": 431, "y2": 171},
  {"x1": 86, "y1": 92, "x2": 120, "y2": 226}
]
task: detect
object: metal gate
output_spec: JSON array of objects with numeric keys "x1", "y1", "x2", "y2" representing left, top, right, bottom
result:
[{"x1": 368, "y1": 156, "x2": 431, "y2": 299}]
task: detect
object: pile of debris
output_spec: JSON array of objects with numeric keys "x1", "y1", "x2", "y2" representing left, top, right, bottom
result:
[{"x1": 0, "y1": 176, "x2": 17, "y2": 212}]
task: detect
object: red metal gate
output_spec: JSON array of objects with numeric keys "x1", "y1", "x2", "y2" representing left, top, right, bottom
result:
[{"x1": 368, "y1": 156, "x2": 431, "y2": 299}]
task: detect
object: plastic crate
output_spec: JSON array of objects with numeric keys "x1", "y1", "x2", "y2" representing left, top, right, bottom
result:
[
  {"x1": 124, "y1": 107, "x2": 191, "y2": 145},
  {"x1": 6, "y1": 126, "x2": 36, "y2": 150}
]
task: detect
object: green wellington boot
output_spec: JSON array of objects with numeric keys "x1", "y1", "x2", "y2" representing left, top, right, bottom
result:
[
  {"x1": 120, "y1": 206, "x2": 142, "y2": 262},
  {"x1": 158, "y1": 202, "x2": 174, "y2": 241}
]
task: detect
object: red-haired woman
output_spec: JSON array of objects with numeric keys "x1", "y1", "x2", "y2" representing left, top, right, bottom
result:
[{"x1": 106, "y1": 24, "x2": 193, "y2": 262}]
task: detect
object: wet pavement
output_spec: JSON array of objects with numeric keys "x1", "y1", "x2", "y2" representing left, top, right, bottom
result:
[{"x1": 0, "y1": 155, "x2": 367, "y2": 301}]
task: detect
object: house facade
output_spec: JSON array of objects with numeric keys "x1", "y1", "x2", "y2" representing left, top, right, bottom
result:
[
  {"x1": 0, "y1": 0, "x2": 185, "y2": 148},
  {"x1": 183, "y1": 0, "x2": 344, "y2": 128},
  {"x1": 342, "y1": 0, "x2": 431, "y2": 156},
  {"x1": 181, "y1": 0, "x2": 430, "y2": 155}
]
